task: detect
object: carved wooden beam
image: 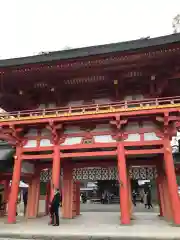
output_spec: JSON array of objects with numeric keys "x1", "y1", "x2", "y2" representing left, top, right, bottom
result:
[
  {"x1": 110, "y1": 115, "x2": 128, "y2": 141},
  {"x1": 0, "y1": 125, "x2": 22, "y2": 144},
  {"x1": 46, "y1": 120, "x2": 63, "y2": 144},
  {"x1": 155, "y1": 113, "x2": 179, "y2": 138},
  {"x1": 110, "y1": 115, "x2": 128, "y2": 129}
]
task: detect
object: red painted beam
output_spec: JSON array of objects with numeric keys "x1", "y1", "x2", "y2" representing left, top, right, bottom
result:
[
  {"x1": 60, "y1": 142, "x2": 117, "y2": 150},
  {"x1": 23, "y1": 146, "x2": 53, "y2": 152},
  {"x1": 61, "y1": 151, "x2": 117, "y2": 158},
  {"x1": 24, "y1": 128, "x2": 163, "y2": 140},
  {"x1": 22, "y1": 140, "x2": 163, "y2": 153},
  {"x1": 123, "y1": 140, "x2": 163, "y2": 147},
  {"x1": 73, "y1": 160, "x2": 116, "y2": 168},
  {"x1": 22, "y1": 154, "x2": 53, "y2": 160},
  {"x1": 125, "y1": 149, "x2": 164, "y2": 155},
  {"x1": 22, "y1": 148, "x2": 164, "y2": 160}
]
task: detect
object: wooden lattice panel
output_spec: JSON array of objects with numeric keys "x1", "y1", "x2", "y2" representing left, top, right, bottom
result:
[{"x1": 40, "y1": 166, "x2": 157, "y2": 182}]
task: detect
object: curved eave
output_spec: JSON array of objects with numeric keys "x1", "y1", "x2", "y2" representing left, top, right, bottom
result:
[{"x1": 1, "y1": 33, "x2": 180, "y2": 68}]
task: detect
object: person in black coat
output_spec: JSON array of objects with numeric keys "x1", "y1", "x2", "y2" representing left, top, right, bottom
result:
[
  {"x1": 23, "y1": 189, "x2": 28, "y2": 216},
  {"x1": 147, "y1": 188, "x2": 153, "y2": 209},
  {"x1": 51, "y1": 188, "x2": 61, "y2": 226}
]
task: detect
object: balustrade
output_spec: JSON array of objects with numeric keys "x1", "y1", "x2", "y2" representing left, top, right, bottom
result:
[{"x1": 0, "y1": 96, "x2": 180, "y2": 122}]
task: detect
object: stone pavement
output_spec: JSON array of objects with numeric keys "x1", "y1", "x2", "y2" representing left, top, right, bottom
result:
[
  {"x1": 80, "y1": 201, "x2": 155, "y2": 212},
  {"x1": 0, "y1": 204, "x2": 180, "y2": 239}
]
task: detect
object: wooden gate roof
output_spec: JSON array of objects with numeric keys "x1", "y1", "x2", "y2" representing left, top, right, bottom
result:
[{"x1": 1, "y1": 33, "x2": 180, "y2": 68}]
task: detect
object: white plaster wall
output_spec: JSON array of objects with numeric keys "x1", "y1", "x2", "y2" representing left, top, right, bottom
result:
[
  {"x1": 67, "y1": 100, "x2": 84, "y2": 106},
  {"x1": 61, "y1": 137, "x2": 82, "y2": 145},
  {"x1": 142, "y1": 121, "x2": 158, "y2": 129},
  {"x1": 92, "y1": 124, "x2": 111, "y2": 132},
  {"x1": 144, "y1": 133, "x2": 161, "y2": 141},
  {"x1": 124, "y1": 134, "x2": 141, "y2": 141},
  {"x1": 124, "y1": 96, "x2": 132, "y2": 101},
  {"x1": 134, "y1": 94, "x2": 144, "y2": 100},
  {"x1": 123, "y1": 121, "x2": 161, "y2": 141},
  {"x1": 24, "y1": 140, "x2": 37, "y2": 148},
  {"x1": 38, "y1": 104, "x2": 46, "y2": 109},
  {"x1": 21, "y1": 162, "x2": 34, "y2": 174},
  {"x1": 125, "y1": 122, "x2": 140, "y2": 131},
  {"x1": 47, "y1": 103, "x2": 56, "y2": 109},
  {"x1": 94, "y1": 98, "x2": 112, "y2": 104},
  {"x1": 94, "y1": 135, "x2": 116, "y2": 143},
  {"x1": 64, "y1": 126, "x2": 84, "y2": 134},
  {"x1": 124, "y1": 95, "x2": 144, "y2": 101},
  {"x1": 142, "y1": 121, "x2": 161, "y2": 140},
  {"x1": 24, "y1": 129, "x2": 38, "y2": 137},
  {"x1": 40, "y1": 139, "x2": 53, "y2": 147},
  {"x1": 41, "y1": 128, "x2": 51, "y2": 136}
]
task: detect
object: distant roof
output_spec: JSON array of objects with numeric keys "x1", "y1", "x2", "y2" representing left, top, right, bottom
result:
[{"x1": 1, "y1": 33, "x2": 180, "y2": 68}]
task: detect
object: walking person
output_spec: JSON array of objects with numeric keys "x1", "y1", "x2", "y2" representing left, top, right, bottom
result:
[
  {"x1": 147, "y1": 188, "x2": 153, "y2": 209},
  {"x1": 50, "y1": 188, "x2": 61, "y2": 226}
]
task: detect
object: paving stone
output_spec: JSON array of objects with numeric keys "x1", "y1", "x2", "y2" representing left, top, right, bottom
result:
[{"x1": 0, "y1": 204, "x2": 180, "y2": 239}]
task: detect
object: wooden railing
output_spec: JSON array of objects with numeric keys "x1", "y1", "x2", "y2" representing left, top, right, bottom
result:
[{"x1": 1, "y1": 96, "x2": 180, "y2": 122}]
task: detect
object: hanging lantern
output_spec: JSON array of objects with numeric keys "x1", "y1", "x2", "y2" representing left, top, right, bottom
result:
[{"x1": 114, "y1": 80, "x2": 118, "y2": 85}]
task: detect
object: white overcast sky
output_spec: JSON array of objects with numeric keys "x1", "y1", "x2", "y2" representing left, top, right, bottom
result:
[{"x1": 0, "y1": 0, "x2": 180, "y2": 59}]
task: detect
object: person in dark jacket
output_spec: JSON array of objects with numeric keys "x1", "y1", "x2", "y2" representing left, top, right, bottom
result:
[
  {"x1": 51, "y1": 188, "x2": 61, "y2": 226},
  {"x1": 147, "y1": 188, "x2": 153, "y2": 209},
  {"x1": 23, "y1": 189, "x2": 28, "y2": 216},
  {"x1": 132, "y1": 190, "x2": 137, "y2": 206}
]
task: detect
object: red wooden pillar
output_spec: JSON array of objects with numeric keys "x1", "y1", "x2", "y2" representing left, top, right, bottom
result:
[
  {"x1": 28, "y1": 180, "x2": 35, "y2": 218},
  {"x1": 62, "y1": 163, "x2": 73, "y2": 219},
  {"x1": 34, "y1": 173, "x2": 40, "y2": 218},
  {"x1": 76, "y1": 181, "x2": 80, "y2": 216},
  {"x1": 162, "y1": 176, "x2": 172, "y2": 221},
  {"x1": 51, "y1": 144, "x2": 61, "y2": 200},
  {"x1": 72, "y1": 181, "x2": 77, "y2": 217},
  {"x1": 26, "y1": 180, "x2": 33, "y2": 218},
  {"x1": 7, "y1": 145, "x2": 22, "y2": 223},
  {"x1": 26, "y1": 171, "x2": 40, "y2": 218},
  {"x1": 127, "y1": 172, "x2": 133, "y2": 219},
  {"x1": 117, "y1": 143, "x2": 130, "y2": 225},
  {"x1": 163, "y1": 138, "x2": 180, "y2": 224}
]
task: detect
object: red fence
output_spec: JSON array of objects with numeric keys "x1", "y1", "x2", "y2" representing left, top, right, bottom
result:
[{"x1": 0, "y1": 96, "x2": 180, "y2": 120}]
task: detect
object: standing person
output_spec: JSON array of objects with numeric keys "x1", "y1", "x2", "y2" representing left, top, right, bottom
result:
[
  {"x1": 147, "y1": 188, "x2": 153, "y2": 209},
  {"x1": 140, "y1": 189, "x2": 144, "y2": 204},
  {"x1": 23, "y1": 189, "x2": 28, "y2": 216},
  {"x1": 132, "y1": 190, "x2": 136, "y2": 206},
  {"x1": 144, "y1": 191, "x2": 148, "y2": 208},
  {"x1": 101, "y1": 192, "x2": 105, "y2": 204},
  {"x1": 50, "y1": 188, "x2": 61, "y2": 226}
]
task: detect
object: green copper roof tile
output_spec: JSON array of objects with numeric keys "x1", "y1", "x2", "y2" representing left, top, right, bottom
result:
[{"x1": 1, "y1": 33, "x2": 180, "y2": 68}]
